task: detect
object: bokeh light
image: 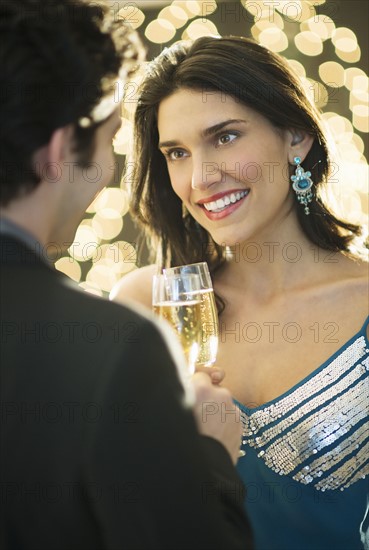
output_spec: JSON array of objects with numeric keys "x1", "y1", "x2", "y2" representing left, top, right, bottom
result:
[
  {"x1": 182, "y1": 19, "x2": 219, "y2": 40},
  {"x1": 295, "y1": 31, "x2": 323, "y2": 56},
  {"x1": 92, "y1": 212, "x2": 124, "y2": 241},
  {"x1": 158, "y1": 6, "x2": 188, "y2": 29},
  {"x1": 69, "y1": 223, "x2": 100, "y2": 263},
  {"x1": 55, "y1": 257, "x2": 82, "y2": 282},
  {"x1": 117, "y1": 5, "x2": 145, "y2": 30},
  {"x1": 301, "y1": 15, "x2": 335, "y2": 40},
  {"x1": 258, "y1": 27, "x2": 288, "y2": 52},
  {"x1": 319, "y1": 61, "x2": 345, "y2": 88},
  {"x1": 145, "y1": 19, "x2": 176, "y2": 43}
]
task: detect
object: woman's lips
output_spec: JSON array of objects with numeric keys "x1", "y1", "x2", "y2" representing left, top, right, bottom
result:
[{"x1": 199, "y1": 189, "x2": 250, "y2": 220}]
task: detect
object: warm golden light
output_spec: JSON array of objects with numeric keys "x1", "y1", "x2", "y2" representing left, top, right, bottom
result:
[
  {"x1": 294, "y1": 31, "x2": 323, "y2": 56},
  {"x1": 69, "y1": 223, "x2": 100, "y2": 262},
  {"x1": 336, "y1": 37, "x2": 357, "y2": 53},
  {"x1": 345, "y1": 68, "x2": 367, "y2": 91},
  {"x1": 319, "y1": 61, "x2": 345, "y2": 88},
  {"x1": 352, "y1": 104, "x2": 369, "y2": 117},
  {"x1": 158, "y1": 6, "x2": 188, "y2": 29},
  {"x1": 199, "y1": 0, "x2": 217, "y2": 17},
  {"x1": 301, "y1": 15, "x2": 335, "y2": 40},
  {"x1": 352, "y1": 75, "x2": 369, "y2": 92},
  {"x1": 92, "y1": 241, "x2": 137, "y2": 276},
  {"x1": 258, "y1": 27, "x2": 288, "y2": 52},
  {"x1": 330, "y1": 161, "x2": 368, "y2": 225},
  {"x1": 350, "y1": 90, "x2": 369, "y2": 112},
  {"x1": 113, "y1": 116, "x2": 133, "y2": 156},
  {"x1": 86, "y1": 187, "x2": 129, "y2": 217},
  {"x1": 325, "y1": 114, "x2": 353, "y2": 138},
  {"x1": 86, "y1": 265, "x2": 118, "y2": 293},
  {"x1": 336, "y1": 46, "x2": 361, "y2": 64},
  {"x1": 55, "y1": 257, "x2": 82, "y2": 282},
  {"x1": 145, "y1": 19, "x2": 176, "y2": 44},
  {"x1": 118, "y1": 6, "x2": 145, "y2": 30},
  {"x1": 256, "y1": 9, "x2": 284, "y2": 28},
  {"x1": 242, "y1": 0, "x2": 264, "y2": 18},
  {"x1": 185, "y1": 1, "x2": 203, "y2": 16},
  {"x1": 182, "y1": 19, "x2": 219, "y2": 40},
  {"x1": 275, "y1": 0, "x2": 304, "y2": 21},
  {"x1": 309, "y1": 80, "x2": 329, "y2": 109},
  {"x1": 92, "y1": 213, "x2": 124, "y2": 241},
  {"x1": 287, "y1": 59, "x2": 306, "y2": 78},
  {"x1": 332, "y1": 27, "x2": 357, "y2": 48},
  {"x1": 351, "y1": 133, "x2": 365, "y2": 155},
  {"x1": 292, "y1": 1, "x2": 312, "y2": 22}
]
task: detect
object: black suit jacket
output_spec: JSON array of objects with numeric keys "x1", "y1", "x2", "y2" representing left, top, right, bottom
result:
[{"x1": 0, "y1": 235, "x2": 253, "y2": 550}]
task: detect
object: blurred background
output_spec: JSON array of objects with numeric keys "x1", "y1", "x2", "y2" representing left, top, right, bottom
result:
[{"x1": 55, "y1": 0, "x2": 369, "y2": 296}]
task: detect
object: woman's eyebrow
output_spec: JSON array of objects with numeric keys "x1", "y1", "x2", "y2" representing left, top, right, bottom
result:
[
  {"x1": 158, "y1": 139, "x2": 180, "y2": 148},
  {"x1": 202, "y1": 118, "x2": 247, "y2": 137},
  {"x1": 159, "y1": 119, "x2": 247, "y2": 148}
]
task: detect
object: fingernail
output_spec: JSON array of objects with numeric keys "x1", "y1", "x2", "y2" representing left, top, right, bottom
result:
[{"x1": 211, "y1": 372, "x2": 222, "y2": 382}]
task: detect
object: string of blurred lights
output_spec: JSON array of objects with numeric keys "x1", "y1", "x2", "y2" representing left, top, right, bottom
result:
[{"x1": 55, "y1": 0, "x2": 368, "y2": 296}]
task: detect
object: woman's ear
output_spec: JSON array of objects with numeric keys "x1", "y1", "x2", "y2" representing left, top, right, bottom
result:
[{"x1": 287, "y1": 129, "x2": 314, "y2": 164}]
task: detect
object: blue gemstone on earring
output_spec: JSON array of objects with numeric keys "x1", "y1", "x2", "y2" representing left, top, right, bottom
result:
[
  {"x1": 297, "y1": 179, "x2": 310, "y2": 189},
  {"x1": 294, "y1": 156, "x2": 301, "y2": 164}
]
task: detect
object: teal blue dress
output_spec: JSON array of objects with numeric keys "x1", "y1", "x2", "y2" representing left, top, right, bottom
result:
[{"x1": 236, "y1": 316, "x2": 369, "y2": 550}]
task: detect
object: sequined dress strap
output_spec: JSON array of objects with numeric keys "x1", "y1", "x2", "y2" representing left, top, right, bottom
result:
[{"x1": 238, "y1": 316, "x2": 369, "y2": 491}]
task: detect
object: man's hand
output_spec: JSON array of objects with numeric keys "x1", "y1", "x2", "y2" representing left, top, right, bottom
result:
[
  {"x1": 191, "y1": 372, "x2": 243, "y2": 465},
  {"x1": 195, "y1": 365, "x2": 225, "y2": 385}
]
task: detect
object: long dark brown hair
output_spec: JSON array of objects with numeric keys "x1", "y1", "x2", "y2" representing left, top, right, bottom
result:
[{"x1": 128, "y1": 36, "x2": 364, "y2": 283}]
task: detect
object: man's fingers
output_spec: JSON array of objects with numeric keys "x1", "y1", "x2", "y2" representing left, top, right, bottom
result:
[{"x1": 195, "y1": 366, "x2": 225, "y2": 385}]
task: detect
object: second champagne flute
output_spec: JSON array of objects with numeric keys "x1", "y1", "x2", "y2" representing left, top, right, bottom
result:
[
  {"x1": 163, "y1": 262, "x2": 219, "y2": 367},
  {"x1": 152, "y1": 273, "x2": 202, "y2": 374}
]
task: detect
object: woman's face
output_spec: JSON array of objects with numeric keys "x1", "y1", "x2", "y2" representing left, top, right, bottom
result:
[{"x1": 157, "y1": 88, "x2": 298, "y2": 246}]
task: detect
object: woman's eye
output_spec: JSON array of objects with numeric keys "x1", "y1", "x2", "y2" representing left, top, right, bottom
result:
[
  {"x1": 165, "y1": 149, "x2": 187, "y2": 161},
  {"x1": 217, "y1": 133, "x2": 238, "y2": 146}
]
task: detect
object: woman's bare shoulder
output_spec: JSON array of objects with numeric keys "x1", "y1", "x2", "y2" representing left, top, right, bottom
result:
[
  {"x1": 110, "y1": 264, "x2": 158, "y2": 309},
  {"x1": 341, "y1": 254, "x2": 368, "y2": 281}
]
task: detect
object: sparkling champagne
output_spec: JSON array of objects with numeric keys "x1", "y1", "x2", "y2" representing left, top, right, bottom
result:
[
  {"x1": 153, "y1": 300, "x2": 202, "y2": 367},
  {"x1": 195, "y1": 289, "x2": 219, "y2": 366}
]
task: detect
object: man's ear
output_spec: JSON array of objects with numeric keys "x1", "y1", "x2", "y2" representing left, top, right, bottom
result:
[
  {"x1": 287, "y1": 129, "x2": 314, "y2": 164},
  {"x1": 34, "y1": 126, "x2": 72, "y2": 183}
]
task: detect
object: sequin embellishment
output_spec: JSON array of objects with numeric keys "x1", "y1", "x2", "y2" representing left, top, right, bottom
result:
[{"x1": 239, "y1": 335, "x2": 369, "y2": 491}]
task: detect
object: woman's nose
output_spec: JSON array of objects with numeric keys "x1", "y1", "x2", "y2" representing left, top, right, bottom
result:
[{"x1": 191, "y1": 156, "x2": 223, "y2": 190}]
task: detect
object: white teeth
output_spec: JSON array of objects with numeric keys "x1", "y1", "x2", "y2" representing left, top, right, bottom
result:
[
  {"x1": 204, "y1": 200, "x2": 218, "y2": 211},
  {"x1": 203, "y1": 190, "x2": 248, "y2": 212}
]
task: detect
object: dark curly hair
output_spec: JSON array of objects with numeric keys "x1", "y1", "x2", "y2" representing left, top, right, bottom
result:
[
  {"x1": 128, "y1": 36, "x2": 364, "y2": 288},
  {"x1": 0, "y1": 0, "x2": 143, "y2": 205}
]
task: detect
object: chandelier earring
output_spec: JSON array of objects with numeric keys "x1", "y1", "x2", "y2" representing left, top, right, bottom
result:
[{"x1": 290, "y1": 156, "x2": 313, "y2": 215}]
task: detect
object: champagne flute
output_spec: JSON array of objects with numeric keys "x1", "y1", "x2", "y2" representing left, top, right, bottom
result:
[
  {"x1": 152, "y1": 273, "x2": 203, "y2": 374},
  {"x1": 155, "y1": 266, "x2": 243, "y2": 455},
  {"x1": 163, "y1": 262, "x2": 219, "y2": 367}
]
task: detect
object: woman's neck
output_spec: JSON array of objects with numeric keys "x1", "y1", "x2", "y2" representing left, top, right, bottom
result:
[{"x1": 216, "y1": 218, "x2": 341, "y2": 302}]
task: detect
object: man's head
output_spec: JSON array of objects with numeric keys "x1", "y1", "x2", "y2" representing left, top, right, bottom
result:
[{"x1": 0, "y1": 0, "x2": 142, "y2": 207}]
